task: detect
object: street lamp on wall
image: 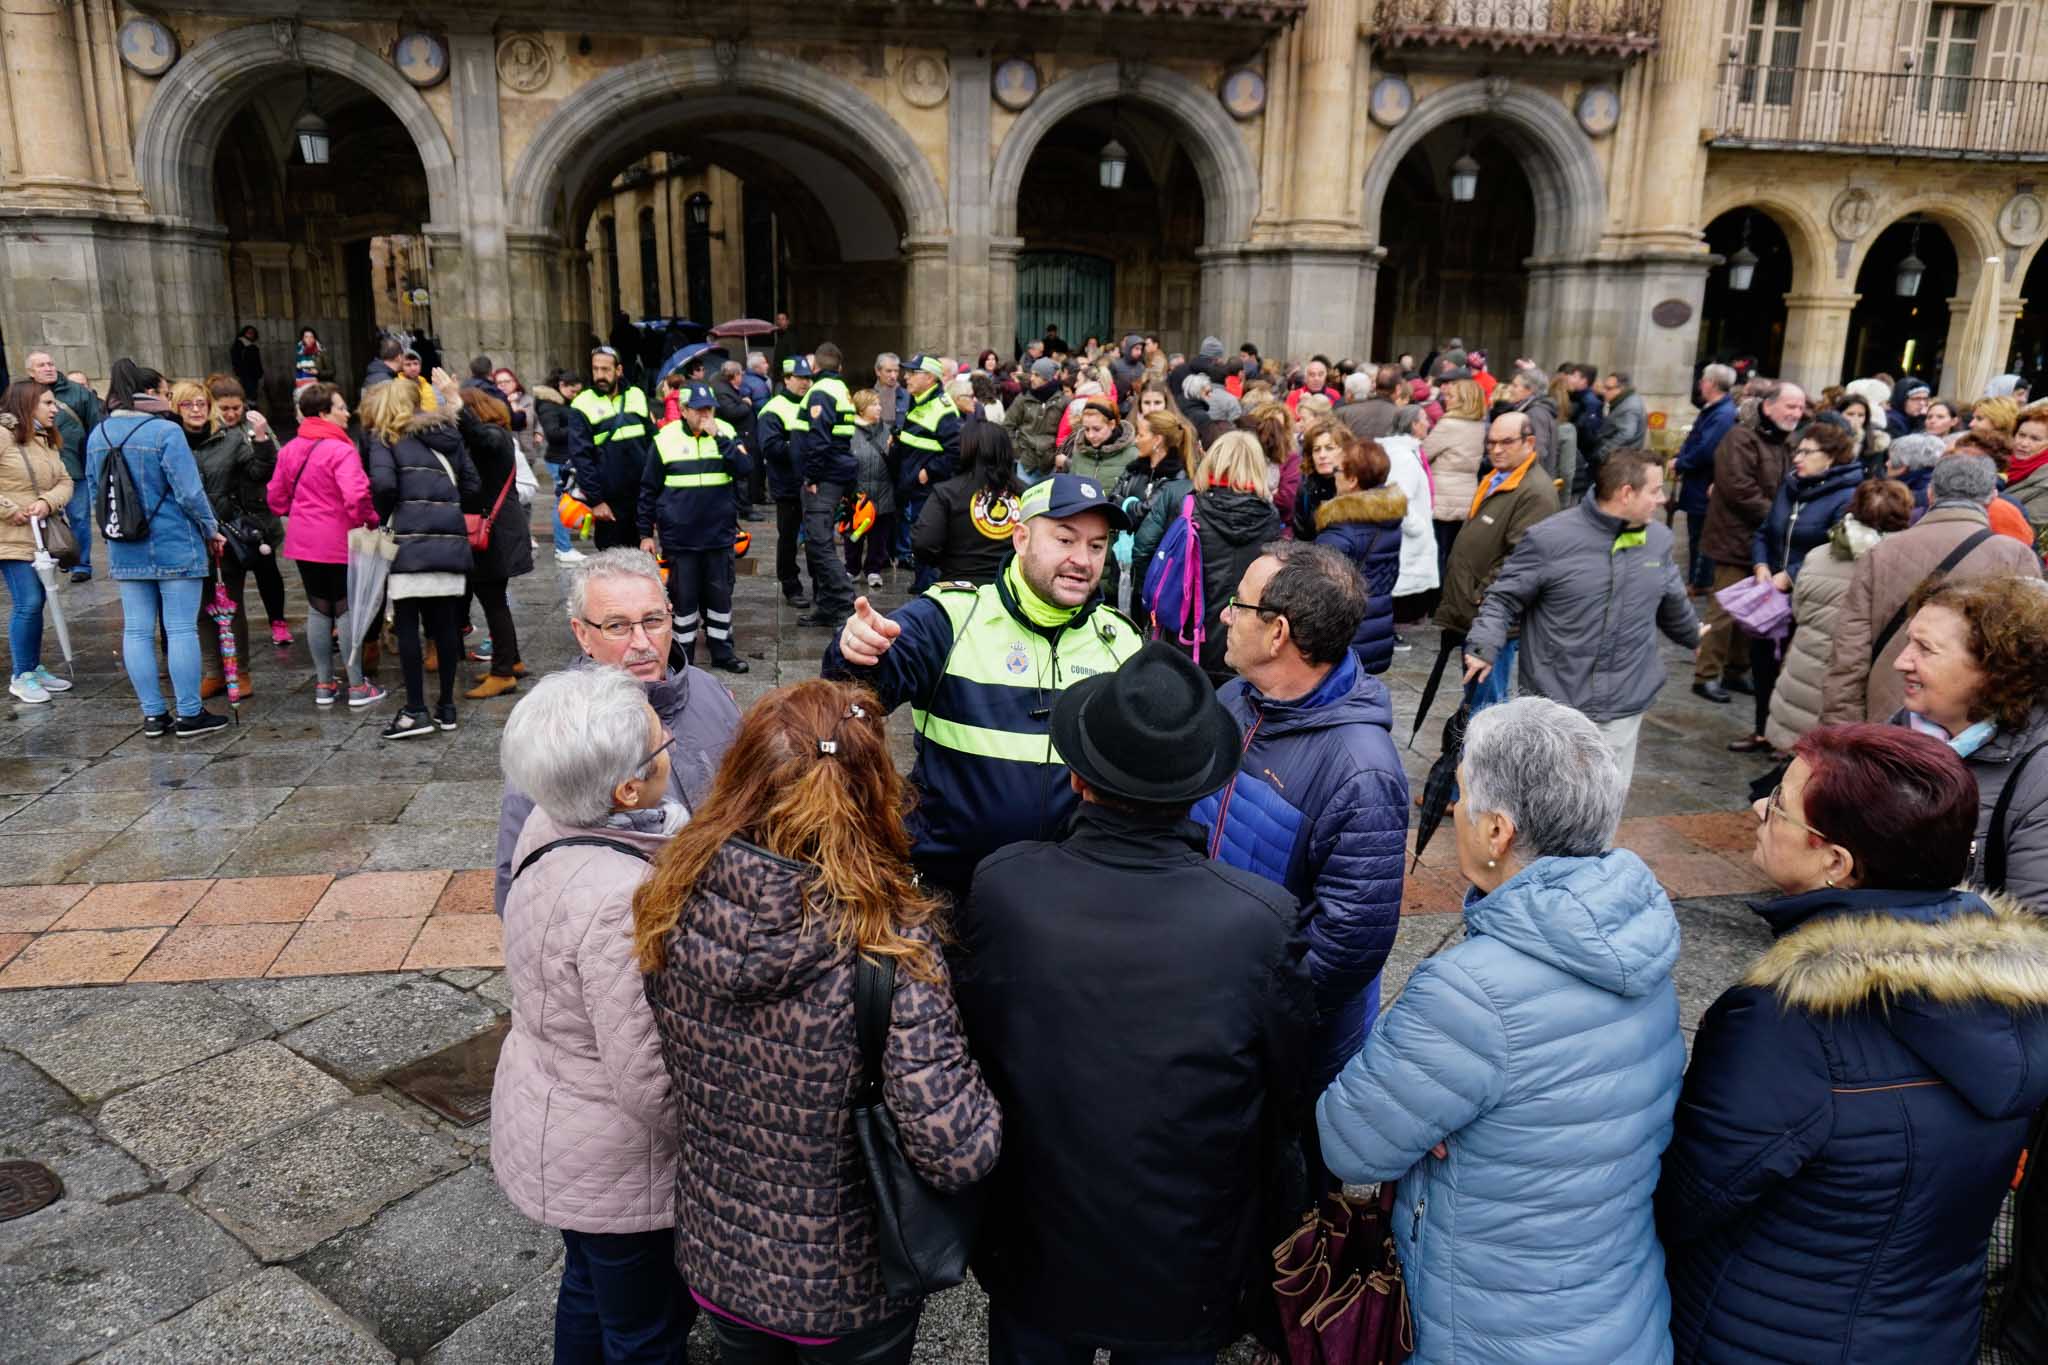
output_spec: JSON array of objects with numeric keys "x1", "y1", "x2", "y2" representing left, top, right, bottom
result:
[
  {"x1": 686, "y1": 192, "x2": 711, "y2": 230},
  {"x1": 1098, "y1": 137, "x2": 1128, "y2": 191},
  {"x1": 1448, "y1": 152, "x2": 1480, "y2": 203},
  {"x1": 1727, "y1": 212, "x2": 1758, "y2": 292},
  {"x1": 293, "y1": 72, "x2": 329, "y2": 165},
  {"x1": 1896, "y1": 218, "x2": 1926, "y2": 298}
]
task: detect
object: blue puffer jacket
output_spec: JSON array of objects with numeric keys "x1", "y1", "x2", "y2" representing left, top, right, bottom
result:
[
  {"x1": 86, "y1": 408, "x2": 218, "y2": 581},
  {"x1": 1190, "y1": 650, "x2": 1409, "y2": 1087},
  {"x1": 1750, "y1": 458, "x2": 1864, "y2": 578},
  {"x1": 1313, "y1": 487, "x2": 1405, "y2": 675},
  {"x1": 1659, "y1": 887, "x2": 2048, "y2": 1365},
  {"x1": 1674, "y1": 395, "x2": 1737, "y2": 518},
  {"x1": 1318, "y1": 851, "x2": 1685, "y2": 1365}
]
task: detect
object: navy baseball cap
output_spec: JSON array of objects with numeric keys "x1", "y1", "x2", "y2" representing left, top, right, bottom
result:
[
  {"x1": 908, "y1": 353, "x2": 945, "y2": 379},
  {"x1": 1018, "y1": 474, "x2": 1131, "y2": 530},
  {"x1": 781, "y1": 356, "x2": 813, "y2": 378},
  {"x1": 683, "y1": 382, "x2": 717, "y2": 410}
]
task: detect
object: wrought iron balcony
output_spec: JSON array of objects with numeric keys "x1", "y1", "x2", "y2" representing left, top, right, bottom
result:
[
  {"x1": 1708, "y1": 62, "x2": 2048, "y2": 160},
  {"x1": 1372, "y1": 0, "x2": 1661, "y2": 58}
]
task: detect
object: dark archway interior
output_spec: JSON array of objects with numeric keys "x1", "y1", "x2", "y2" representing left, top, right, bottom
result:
[
  {"x1": 1697, "y1": 208, "x2": 1793, "y2": 377},
  {"x1": 1373, "y1": 123, "x2": 1536, "y2": 364},
  {"x1": 2011, "y1": 249, "x2": 2048, "y2": 382},
  {"x1": 1015, "y1": 106, "x2": 1205, "y2": 358},
  {"x1": 1843, "y1": 217, "x2": 1959, "y2": 384},
  {"x1": 212, "y1": 74, "x2": 430, "y2": 411}
]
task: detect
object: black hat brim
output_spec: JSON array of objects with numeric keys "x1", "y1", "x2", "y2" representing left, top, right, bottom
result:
[{"x1": 1049, "y1": 666, "x2": 1244, "y2": 806}]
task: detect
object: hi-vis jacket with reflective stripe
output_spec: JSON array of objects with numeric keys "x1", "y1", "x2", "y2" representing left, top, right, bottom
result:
[
  {"x1": 569, "y1": 385, "x2": 653, "y2": 509},
  {"x1": 890, "y1": 384, "x2": 962, "y2": 495},
  {"x1": 801, "y1": 374, "x2": 859, "y2": 487},
  {"x1": 756, "y1": 389, "x2": 807, "y2": 500},
  {"x1": 822, "y1": 566, "x2": 1142, "y2": 895},
  {"x1": 637, "y1": 423, "x2": 750, "y2": 550}
]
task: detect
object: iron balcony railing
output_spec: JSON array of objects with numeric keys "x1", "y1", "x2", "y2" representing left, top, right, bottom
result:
[
  {"x1": 1372, "y1": 0, "x2": 1661, "y2": 57},
  {"x1": 1708, "y1": 61, "x2": 2048, "y2": 160}
]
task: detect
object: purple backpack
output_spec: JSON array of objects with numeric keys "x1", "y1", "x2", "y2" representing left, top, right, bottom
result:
[{"x1": 1142, "y1": 494, "x2": 1205, "y2": 660}]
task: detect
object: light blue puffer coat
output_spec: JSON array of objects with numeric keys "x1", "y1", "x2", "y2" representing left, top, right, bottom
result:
[{"x1": 1317, "y1": 849, "x2": 1685, "y2": 1365}]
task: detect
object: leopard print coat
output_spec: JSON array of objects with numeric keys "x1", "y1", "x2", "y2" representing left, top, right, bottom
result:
[{"x1": 643, "y1": 836, "x2": 1001, "y2": 1336}]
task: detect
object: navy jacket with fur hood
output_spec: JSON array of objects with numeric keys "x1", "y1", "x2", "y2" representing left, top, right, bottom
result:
[
  {"x1": 368, "y1": 409, "x2": 477, "y2": 577},
  {"x1": 1314, "y1": 486, "x2": 1406, "y2": 676},
  {"x1": 1659, "y1": 887, "x2": 2048, "y2": 1364}
]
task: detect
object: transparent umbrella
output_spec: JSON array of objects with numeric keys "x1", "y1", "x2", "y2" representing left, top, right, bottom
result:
[
  {"x1": 28, "y1": 521, "x2": 72, "y2": 678},
  {"x1": 345, "y1": 525, "x2": 399, "y2": 673}
]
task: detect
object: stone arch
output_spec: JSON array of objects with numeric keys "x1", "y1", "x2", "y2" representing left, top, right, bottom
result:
[
  {"x1": 1844, "y1": 197, "x2": 2000, "y2": 296},
  {"x1": 133, "y1": 24, "x2": 458, "y2": 229},
  {"x1": 989, "y1": 63, "x2": 1259, "y2": 248},
  {"x1": 1698, "y1": 189, "x2": 1831, "y2": 295},
  {"x1": 1360, "y1": 81, "x2": 1604, "y2": 260},
  {"x1": 506, "y1": 47, "x2": 946, "y2": 240}
]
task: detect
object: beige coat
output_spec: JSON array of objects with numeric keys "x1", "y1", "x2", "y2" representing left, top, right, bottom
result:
[
  {"x1": 1765, "y1": 518, "x2": 1879, "y2": 752},
  {"x1": 1819, "y1": 503, "x2": 2043, "y2": 725},
  {"x1": 1423, "y1": 416, "x2": 1486, "y2": 521},
  {"x1": 0, "y1": 422, "x2": 74, "y2": 563}
]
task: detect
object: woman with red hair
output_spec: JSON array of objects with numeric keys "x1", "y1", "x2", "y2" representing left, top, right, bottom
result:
[{"x1": 1658, "y1": 723, "x2": 2048, "y2": 1364}]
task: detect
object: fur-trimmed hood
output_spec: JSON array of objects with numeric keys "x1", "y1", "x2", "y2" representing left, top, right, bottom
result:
[
  {"x1": 531, "y1": 384, "x2": 566, "y2": 405},
  {"x1": 1745, "y1": 887, "x2": 2048, "y2": 1119},
  {"x1": 1314, "y1": 487, "x2": 1408, "y2": 531},
  {"x1": 405, "y1": 407, "x2": 459, "y2": 436}
]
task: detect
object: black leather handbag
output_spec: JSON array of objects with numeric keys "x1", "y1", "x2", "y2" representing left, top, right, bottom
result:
[{"x1": 850, "y1": 953, "x2": 985, "y2": 1299}]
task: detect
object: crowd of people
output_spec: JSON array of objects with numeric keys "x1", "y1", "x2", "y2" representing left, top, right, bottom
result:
[{"x1": 8, "y1": 321, "x2": 2048, "y2": 1364}]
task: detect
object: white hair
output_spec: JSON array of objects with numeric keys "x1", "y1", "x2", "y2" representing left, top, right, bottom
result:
[
  {"x1": 1699, "y1": 363, "x2": 1737, "y2": 396},
  {"x1": 500, "y1": 669, "x2": 656, "y2": 829},
  {"x1": 1182, "y1": 372, "x2": 1213, "y2": 400},
  {"x1": 1461, "y1": 697, "x2": 1623, "y2": 859},
  {"x1": 564, "y1": 548, "x2": 664, "y2": 621},
  {"x1": 1343, "y1": 371, "x2": 1374, "y2": 401}
]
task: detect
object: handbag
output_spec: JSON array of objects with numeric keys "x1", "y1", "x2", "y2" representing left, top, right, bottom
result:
[
  {"x1": 468, "y1": 463, "x2": 514, "y2": 553},
  {"x1": 1272, "y1": 1184, "x2": 1414, "y2": 1365},
  {"x1": 849, "y1": 953, "x2": 986, "y2": 1299},
  {"x1": 1712, "y1": 574, "x2": 1792, "y2": 643},
  {"x1": 15, "y1": 440, "x2": 80, "y2": 570}
]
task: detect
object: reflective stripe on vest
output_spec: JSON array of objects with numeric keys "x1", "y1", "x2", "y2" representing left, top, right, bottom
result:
[
  {"x1": 760, "y1": 392, "x2": 804, "y2": 433},
  {"x1": 810, "y1": 377, "x2": 857, "y2": 438},
  {"x1": 654, "y1": 424, "x2": 732, "y2": 489},
  {"x1": 571, "y1": 387, "x2": 650, "y2": 447},
  {"x1": 907, "y1": 583, "x2": 1140, "y2": 765},
  {"x1": 898, "y1": 389, "x2": 948, "y2": 454}
]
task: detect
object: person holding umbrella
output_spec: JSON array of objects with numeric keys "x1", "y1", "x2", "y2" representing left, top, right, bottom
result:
[{"x1": 0, "y1": 381, "x2": 74, "y2": 703}]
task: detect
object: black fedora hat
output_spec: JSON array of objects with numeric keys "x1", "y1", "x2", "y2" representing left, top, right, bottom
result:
[{"x1": 1050, "y1": 642, "x2": 1243, "y2": 805}]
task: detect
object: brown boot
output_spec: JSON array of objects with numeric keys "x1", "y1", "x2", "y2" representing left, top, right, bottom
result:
[
  {"x1": 464, "y1": 673, "x2": 518, "y2": 700},
  {"x1": 424, "y1": 641, "x2": 439, "y2": 673},
  {"x1": 200, "y1": 675, "x2": 226, "y2": 700},
  {"x1": 510, "y1": 662, "x2": 528, "y2": 678}
]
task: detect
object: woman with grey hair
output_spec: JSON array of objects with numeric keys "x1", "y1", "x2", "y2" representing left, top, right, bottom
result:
[
  {"x1": 1885, "y1": 431, "x2": 1945, "y2": 511},
  {"x1": 1319, "y1": 695, "x2": 1685, "y2": 1364},
  {"x1": 490, "y1": 666, "x2": 696, "y2": 1360}
]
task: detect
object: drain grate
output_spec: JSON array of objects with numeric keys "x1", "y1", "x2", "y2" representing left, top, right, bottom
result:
[
  {"x1": 388, "y1": 1020, "x2": 509, "y2": 1127},
  {"x1": 0, "y1": 1160, "x2": 63, "y2": 1222}
]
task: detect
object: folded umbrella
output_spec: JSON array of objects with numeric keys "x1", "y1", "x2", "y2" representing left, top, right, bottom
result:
[
  {"x1": 345, "y1": 525, "x2": 399, "y2": 673},
  {"x1": 1412, "y1": 703, "x2": 1470, "y2": 870},
  {"x1": 1409, "y1": 629, "x2": 1464, "y2": 746},
  {"x1": 28, "y1": 521, "x2": 72, "y2": 679},
  {"x1": 207, "y1": 577, "x2": 244, "y2": 705}
]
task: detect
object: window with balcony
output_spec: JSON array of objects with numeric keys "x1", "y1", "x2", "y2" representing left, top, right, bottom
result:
[
  {"x1": 1739, "y1": 0, "x2": 1805, "y2": 106},
  {"x1": 1919, "y1": 4, "x2": 1982, "y2": 115}
]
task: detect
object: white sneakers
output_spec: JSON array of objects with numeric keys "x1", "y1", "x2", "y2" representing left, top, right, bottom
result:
[
  {"x1": 556, "y1": 548, "x2": 588, "y2": 563},
  {"x1": 10, "y1": 672, "x2": 49, "y2": 704}
]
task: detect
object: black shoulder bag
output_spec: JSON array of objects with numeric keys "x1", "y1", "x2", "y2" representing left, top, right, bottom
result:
[
  {"x1": 1869, "y1": 528, "x2": 1993, "y2": 664},
  {"x1": 512, "y1": 835, "x2": 651, "y2": 881},
  {"x1": 850, "y1": 953, "x2": 985, "y2": 1298}
]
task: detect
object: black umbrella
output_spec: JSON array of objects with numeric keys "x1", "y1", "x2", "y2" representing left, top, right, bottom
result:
[
  {"x1": 1412, "y1": 702, "x2": 1470, "y2": 871},
  {"x1": 1410, "y1": 628, "x2": 1464, "y2": 747}
]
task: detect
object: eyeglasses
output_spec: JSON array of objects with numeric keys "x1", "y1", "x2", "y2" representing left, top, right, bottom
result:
[
  {"x1": 1222, "y1": 594, "x2": 1285, "y2": 622},
  {"x1": 1761, "y1": 781, "x2": 1826, "y2": 840},
  {"x1": 580, "y1": 613, "x2": 671, "y2": 641},
  {"x1": 639, "y1": 733, "x2": 677, "y2": 772}
]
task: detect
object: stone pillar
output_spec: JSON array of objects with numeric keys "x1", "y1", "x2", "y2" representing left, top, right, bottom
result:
[
  {"x1": 1, "y1": 0, "x2": 96, "y2": 200},
  {"x1": 442, "y1": 27, "x2": 514, "y2": 361},
  {"x1": 902, "y1": 237, "x2": 950, "y2": 356},
  {"x1": 1624, "y1": 0, "x2": 1721, "y2": 247},
  {"x1": 1286, "y1": 0, "x2": 1361, "y2": 233},
  {"x1": 1196, "y1": 247, "x2": 1251, "y2": 356},
  {"x1": 990, "y1": 236, "x2": 1022, "y2": 361},
  {"x1": 947, "y1": 51, "x2": 993, "y2": 356},
  {"x1": 1780, "y1": 291, "x2": 1859, "y2": 396}
]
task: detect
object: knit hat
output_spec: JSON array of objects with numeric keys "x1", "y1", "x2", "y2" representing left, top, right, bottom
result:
[
  {"x1": 1198, "y1": 336, "x2": 1225, "y2": 360},
  {"x1": 1031, "y1": 357, "x2": 1060, "y2": 381}
]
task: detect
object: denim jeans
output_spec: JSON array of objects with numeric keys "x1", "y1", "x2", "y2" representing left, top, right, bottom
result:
[
  {"x1": 987, "y1": 1304, "x2": 1216, "y2": 1365},
  {"x1": 118, "y1": 577, "x2": 206, "y2": 717},
  {"x1": 1463, "y1": 636, "x2": 1519, "y2": 717},
  {"x1": 553, "y1": 1228, "x2": 696, "y2": 1365},
  {"x1": 893, "y1": 494, "x2": 924, "y2": 564},
  {"x1": 545, "y1": 460, "x2": 574, "y2": 553},
  {"x1": 64, "y1": 477, "x2": 93, "y2": 574},
  {"x1": 1, "y1": 559, "x2": 46, "y2": 674}
]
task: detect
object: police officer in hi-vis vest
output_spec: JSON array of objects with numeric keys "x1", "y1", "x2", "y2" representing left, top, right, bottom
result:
[
  {"x1": 796, "y1": 341, "x2": 861, "y2": 629},
  {"x1": 824, "y1": 473, "x2": 1143, "y2": 900},
  {"x1": 567, "y1": 345, "x2": 653, "y2": 552},
  {"x1": 638, "y1": 382, "x2": 752, "y2": 674},
  {"x1": 891, "y1": 352, "x2": 963, "y2": 596},
  {"x1": 755, "y1": 356, "x2": 814, "y2": 609}
]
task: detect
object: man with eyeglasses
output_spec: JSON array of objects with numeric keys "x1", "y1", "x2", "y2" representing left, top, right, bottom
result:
[
  {"x1": 492, "y1": 548, "x2": 740, "y2": 913},
  {"x1": 1435, "y1": 410, "x2": 1563, "y2": 712}
]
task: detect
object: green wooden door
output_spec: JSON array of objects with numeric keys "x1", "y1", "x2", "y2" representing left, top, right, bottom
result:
[{"x1": 1016, "y1": 252, "x2": 1114, "y2": 357}]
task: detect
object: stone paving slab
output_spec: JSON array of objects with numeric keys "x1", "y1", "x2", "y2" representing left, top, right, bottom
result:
[
  {"x1": 15, "y1": 981, "x2": 271, "y2": 1101},
  {"x1": 0, "y1": 1048, "x2": 80, "y2": 1139},
  {"x1": 97, "y1": 1040, "x2": 351, "y2": 1180},
  {"x1": 206, "y1": 972, "x2": 413, "y2": 1032},
  {"x1": 281, "y1": 978, "x2": 501, "y2": 1084},
  {"x1": 0, "y1": 1194, "x2": 258, "y2": 1365},
  {"x1": 190, "y1": 1097, "x2": 467, "y2": 1261},
  {"x1": 91, "y1": 1267, "x2": 396, "y2": 1365},
  {"x1": 0, "y1": 1113, "x2": 151, "y2": 1215}
]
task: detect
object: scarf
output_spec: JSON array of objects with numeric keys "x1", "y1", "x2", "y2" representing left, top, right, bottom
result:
[
  {"x1": 1004, "y1": 557, "x2": 1079, "y2": 630},
  {"x1": 2010, "y1": 446, "x2": 2048, "y2": 485},
  {"x1": 296, "y1": 416, "x2": 351, "y2": 445}
]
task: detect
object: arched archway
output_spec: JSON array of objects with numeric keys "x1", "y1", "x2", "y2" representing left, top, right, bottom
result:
[
  {"x1": 1697, "y1": 207, "x2": 1797, "y2": 376},
  {"x1": 2010, "y1": 240, "x2": 2048, "y2": 381},
  {"x1": 1843, "y1": 214, "x2": 1961, "y2": 384}
]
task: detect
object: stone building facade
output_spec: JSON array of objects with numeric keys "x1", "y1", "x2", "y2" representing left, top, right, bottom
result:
[{"x1": 2, "y1": 0, "x2": 2044, "y2": 426}]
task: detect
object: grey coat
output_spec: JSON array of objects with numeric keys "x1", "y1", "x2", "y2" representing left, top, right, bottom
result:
[
  {"x1": 1592, "y1": 389, "x2": 1648, "y2": 467},
  {"x1": 493, "y1": 655, "x2": 742, "y2": 913},
  {"x1": 1466, "y1": 495, "x2": 1699, "y2": 722},
  {"x1": 1962, "y1": 705, "x2": 2048, "y2": 912},
  {"x1": 850, "y1": 423, "x2": 897, "y2": 516}
]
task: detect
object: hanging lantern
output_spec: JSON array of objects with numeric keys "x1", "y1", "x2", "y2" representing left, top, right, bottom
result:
[
  {"x1": 686, "y1": 192, "x2": 711, "y2": 230},
  {"x1": 1896, "y1": 219, "x2": 1926, "y2": 298},
  {"x1": 1727, "y1": 212, "x2": 1758, "y2": 292},
  {"x1": 1098, "y1": 138, "x2": 1128, "y2": 191},
  {"x1": 1448, "y1": 151, "x2": 1480, "y2": 203},
  {"x1": 294, "y1": 110, "x2": 330, "y2": 165}
]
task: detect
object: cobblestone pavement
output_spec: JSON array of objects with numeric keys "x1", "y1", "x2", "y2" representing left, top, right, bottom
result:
[{"x1": 0, "y1": 502, "x2": 1782, "y2": 1361}]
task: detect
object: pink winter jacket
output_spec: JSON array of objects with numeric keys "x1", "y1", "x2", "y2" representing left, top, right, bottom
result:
[
  {"x1": 491, "y1": 803, "x2": 681, "y2": 1234},
  {"x1": 267, "y1": 417, "x2": 376, "y2": 564}
]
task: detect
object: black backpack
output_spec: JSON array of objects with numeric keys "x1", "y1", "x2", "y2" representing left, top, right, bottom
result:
[{"x1": 95, "y1": 418, "x2": 169, "y2": 542}]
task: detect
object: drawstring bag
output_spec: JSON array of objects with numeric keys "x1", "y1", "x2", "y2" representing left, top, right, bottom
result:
[{"x1": 1272, "y1": 1183, "x2": 1414, "y2": 1364}]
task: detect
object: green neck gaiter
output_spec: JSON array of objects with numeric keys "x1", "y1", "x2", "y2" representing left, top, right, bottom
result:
[{"x1": 1005, "y1": 557, "x2": 1080, "y2": 630}]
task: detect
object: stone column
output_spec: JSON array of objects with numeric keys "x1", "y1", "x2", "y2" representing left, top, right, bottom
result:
[
  {"x1": 1780, "y1": 291, "x2": 1859, "y2": 396},
  {"x1": 947, "y1": 51, "x2": 992, "y2": 356},
  {"x1": 1, "y1": 0, "x2": 96, "y2": 200},
  {"x1": 1621, "y1": 0, "x2": 1720, "y2": 248},
  {"x1": 902, "y1": 236, "x2": 950, "y2": 356},
  {"x1": 1286, "y1": 0, "x2": 1361, "y2": 233},
  {"x1": 442, "y1": 27, "x2": 514, "y2": 360},
  {"x1": 989, "y1": 236, "x2": 1022, "y2": 361}
]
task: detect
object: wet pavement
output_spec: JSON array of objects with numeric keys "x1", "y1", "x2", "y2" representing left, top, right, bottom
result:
[{"x1": 0, "y1": 499, "x2": 1785, "y2": 1362}]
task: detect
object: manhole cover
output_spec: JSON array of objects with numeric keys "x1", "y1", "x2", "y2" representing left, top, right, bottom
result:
[
  {"x1": 0, "y1": 1161, "x2": 62, "y2": 1222},
  {"x1": 388, "y1": 1020, "x2": 509, "y2": 1127}
]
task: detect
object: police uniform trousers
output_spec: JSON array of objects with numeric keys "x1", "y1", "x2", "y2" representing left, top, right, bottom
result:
[{"x1": 665, "y1": 547, "x2": 739, "y2": 666}]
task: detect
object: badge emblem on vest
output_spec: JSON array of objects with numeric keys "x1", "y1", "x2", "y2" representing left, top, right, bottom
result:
[{"x1": 1005, "y1": 641, "x2": 1031, "y2": 675}]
